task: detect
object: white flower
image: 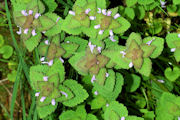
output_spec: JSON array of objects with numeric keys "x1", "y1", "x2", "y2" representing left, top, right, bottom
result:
[
  {"x1": 91, "y1": 75, "x2": 96, "y2": 83},
  {"x1": 34, "y1": 13, "x2": 41, "y2": 19},
  {"x1": 28, "y1": 10, "x2": 33, "y2": 15},
  {"x1": 121, "y1": 117, "x2": 125, "y2": 120},
  {"x1": 106, "y1": 104, "x2": 109, "y2": 107},
  {"x1": 24, "y1": 28, "x2": 29, "y2": 34},
  {"x1": 60, "y1": 91, "x2": 68, "y2": 98},
  {"x1": 85, "y1": 8, "x2": 91, "y2": 14},
  {"x1": 97, "y1": 8, "x2": 101, "y2": 13},
  {"x1": 178, "y1": 34, "x2": 180, "y2": 38},
  {"x1": 56, "y1": 17, "x2": 60, "y2": 23},
  {"x1": 120, "y1": 51, "x2": 126, "y2": 58},
  {"x1": 88, "y1": 42, "x2": 96, "y2": 53},
  {"x1": 45, "y1": 40, "x2": 50, "y2": 45},
  {"x1": 40, "y1": 57, "x2": 45, "y2": 62},
  {"x1": 106, "y1": 72, "x2": 109, "y2": 77},
  {"x1": 21, "y1": 10, "x2": 28, "y2": 16},
  {"x1": 107, "y1": 11, "x2": 112, "y2": 16},
  {"x1": 157, "y1": 79, "x2": 165, "y2": 83},
  {"x1": 48, "y1": 60, "x2": 54, "y2": 66},
  {"x1": 31, "y1": 29, "x2": 37, "y2": 36},
  {"x1": 97, "y1": 46, "x2": 102, "y2": 53},
  {"x1": 40, "y1": 96, "x2": 46, "y2": 102},
  {"x1": 114, "y1": 13, "x2": 120, "y2": 19},
  {"x1": 43, "y1": 76, "x2": 48, "y2": 81},
  {"x1": 51, "y1": 99, "x2": 56, "y2": 106},
  {"x1": 109, "y1": 30, "x2": 113, "y2": 36},
  {"x1": 16, "y1": 27, "x2": 22, "y2": 35},
  {"x1": 129, "y1": 62, "x2": 133, "y2": 68},
  {"x1": 69, "y1": 10, "x2": 75, "y2": 16},
  {"x1": 99, "y1": 30, "x2": 104, "y2": 35},
  {"x1": 59, "y1": 57, "x2": 64, "y2": 63},
  {"x1": 94, "y1": 24, "x2": 101, "y2": 29},
  {"x1": 94, "y1": 91, "x2": 98, "y2": 95},
  {"x1": 160, "y1": 0, "x2": 166, "y2": 8},
  {"x1": 89, "y1": 16, "x2": 96, "y2": 20},
  {"x1": 35, "y1": 92, "x2": 40, "y2": 97},
  {"x1": 171, "y1": 48, "x2": 176, "y2": 52},
  {"x1": 102, "y1": 9, "x2": 107, "y2": 15},
  {"x1": 109, "y1": 36, "x2": 116, "y2": 42}
]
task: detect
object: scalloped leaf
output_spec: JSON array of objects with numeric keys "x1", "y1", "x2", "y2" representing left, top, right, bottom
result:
[
  {"x1": 164, "y1": 67, "x2": 180, "y2": 82},
  {"x1": 126, "y1": 116, "x2": 144, "y2": 120},
  {"x1": 126, "y1": 32, "x2": 142, "y2": 47},
  {"x1": 37, "y1": 104, "x2": 57, "y2": 118},
  {"x1": 104, "y1": 101, "x2": 128, "y2": 120},
  {"x1": 93, "y1": 72, "x2": 124, "y2": 101},
  {"x1": 156, "y1": 92, "x2": 180, "y2": 120},
  {"x1": 62, "y1": 80, "x2": 89, "y2": 107},
  {"x1": 126, "y1": 0, "x2": 138, "y2": 7},
  {"x1": 174, "y1": 48, "x2": 180, "y2": 62},
  {"x1": 125, "y1": 74, "x2": 141, "y2": 92},
  {"x1": 24, "y1": 32, "x2": 42, "y2": 52},
  {"x1": 137, "y1": 0, "x2": 154, "y2": 5},
  {"x1": 38, "y1": 15, "x2": 55, "y2": 32},
  {"x1": 91, "y1": 95, "x2": 106, "y2": 109},
  {"x1": 102, "y1": 46, "x2": 130, "y2": 69},
  {"x1": 61, "y1": 43, "x2": 79, "y2": 58},
  {"x1": 143, "y1": 37, "x2": 164, "y2": 58},
  {"x1": 113, "y1": 17, "x2": 131, "y2": 34},
  {"x1": 64, "y1": 36, "x2": 88, "y2": 52},
  {"x1": 136, "y1": 58, "x2": 152, "y2": 77},
  {"x1": 42, "y1": 0, "x2": 57, "y2": 12},
  {"x1": 44, "y1": 13, "x2": 62, "y2": 36},
  {"x1": 96, "y1": 0, "x2": 106, "y2": 9},
  {"x1": 166, "y1": 33, "x2": 180, "y2": 48}
]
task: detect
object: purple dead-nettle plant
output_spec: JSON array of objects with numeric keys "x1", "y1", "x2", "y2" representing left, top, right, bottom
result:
[{"x1": 91, "y1": 75, "x2": 96, "y2": 83}]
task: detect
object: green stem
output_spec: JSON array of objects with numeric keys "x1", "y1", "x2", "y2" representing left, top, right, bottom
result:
[{"x1": 158, "y1": 56, "x2": 180, "y2": 67}]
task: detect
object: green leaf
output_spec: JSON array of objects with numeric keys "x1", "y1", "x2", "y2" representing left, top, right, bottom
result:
[
  {"x1": 0, "y1": 45, "x2": 13, "y2": 59},
  {"x1": 173, "y1": 0, "x2": 180, "y2": 5},
  {"x1": 24, "y1": 32, "x2": 42, "y2": 52},
  {"x1": 96, "y1": 0, "x2": 106, "y2": 9},
  {"x1": 38, "y1": 15, "x2": 55, "y2": 32},
  {"x1": 156, "y1": 92, "x2": 180, "y2": 120},
  {"x1": 61, "y1": 43, "x2": 79, "y2": 58},
  {"x1": 62, "y1": 80, "x2": 89, "y2": 107},
  {"x1": 44, "y1": 13, "x2": 62, "y2": 36},
  {"x1": 136, "y1": 58, "x2": 152, "y2": 77},
  {"x1": 102, "y1": 46, "x2": 130, "y2": 69},
  {"x1": 174, "y1": 48, "x2": 180, "y2": 62},
  {"x1": 68, "y1": 51, "x2": 89, "y2": 76},
  {"x1": 7, "y1": 70, "x2": 17, "y2": 82},
  {"x1": 74, "y1": 0, "x2": 87, "y2": 7},
  {"x1": 62, "y1": 15, "x2": 83, "y2": 35},
  {"x1": 140, "y1": 44, "x2": 156, "y2": 58},
  {"x1": 124, "y1": 7, "x2": 135, "y2": 20},
  {"x1": 126, "y1": 0, "x2": 137, "y2": 7},
  {"x1": 87, "y1": 114, "x2": 98, "y2": 120},
  {"x1": 90, "y1": 95, "x2": 106, "y2": 109},
  {"x1": 143, "y1": 37, "x2": 164, "y2": 58},
  {"x1": 135, "y1": 6, "x2": 145, "y2": 20},
  {"x1": 164, "y1": 67, "x2": 180, "y2": 82},
  {"x1": 166, "y1": 33, "x2": 180, "y2": 48},
  {"x1": 104, "y1": 101, "x2": 128, "y2": 120},
  {"x1": 93, "y1": 72, "x2": 124, "y2": 101},
  {"x1": 42, "y1": 0, "x2": 57, "y2": 12},
  {"x1": 126, "y1": 32, "x2": 142, "y2": 47},
  {"x1": 59, "y1": 110, "x2": 79, "y2": 120},
  {"x1": 47, "y1": 60, "x2": 65, "y2": 83},
  {"x1": 64, "y1": 36, "x2": 88, "y2": 52},
  {"x1": 37, "y1": 104, "x2": 57, "y2": 119},
  {"x1": 137, "y1": 0, "x2": 154, "y2": 5},
  {"x1": 125, "y1": 74, "x2": 141, "y2": 92},
  {"x1": 125, "y1": 116, "x2": 144, "y2": 120},
  {"x1": 113, "y1": 17, "x2": 131, "y2": 34}
]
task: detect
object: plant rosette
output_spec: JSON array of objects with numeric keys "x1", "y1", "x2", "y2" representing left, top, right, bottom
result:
[
  {"x1": 13, "y1": 0, "x2": 62, "y2": 52},
  {"x1": 69, "y1": 41, "x2": 109, "y2": 76},
  {"x1": 30, "y1": 59, "x2": 88, "y2": 118},
  {"x1": 103, "y1": 32, "x2": 164, "y2": 76}
]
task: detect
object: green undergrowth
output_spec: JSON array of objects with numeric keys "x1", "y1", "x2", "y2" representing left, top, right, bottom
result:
[{"x1": 1, "y1": 0, "x2": 180, "y2": 120}]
